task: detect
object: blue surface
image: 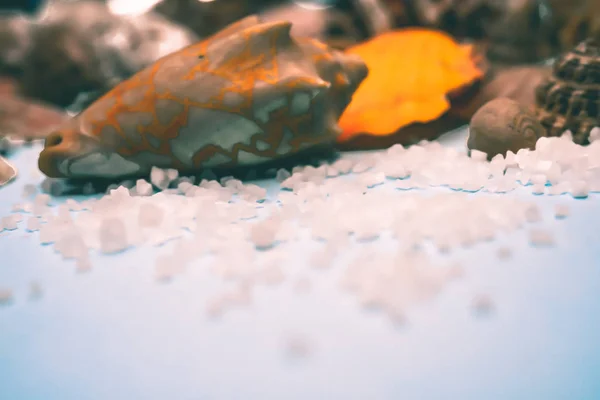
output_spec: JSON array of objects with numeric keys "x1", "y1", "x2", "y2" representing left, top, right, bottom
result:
[{"x1": 1, "y1": 129, "x2": 600, "y2": 400}]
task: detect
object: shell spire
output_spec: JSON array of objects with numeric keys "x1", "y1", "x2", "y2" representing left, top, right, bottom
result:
[{"x1": 534, "y1": 37, "x2": 600, "y2": 144}]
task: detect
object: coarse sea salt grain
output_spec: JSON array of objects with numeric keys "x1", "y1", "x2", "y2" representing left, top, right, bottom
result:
[
  {"x1": 497, "y1": 247, "x2": 512, "y2": 260},
  {"x1": 529, "y1": 229, "x2": 555, "y2": 246},
  {"x1": 29, "y1": 281, "x2": 42, "y2": 300},
  {"x1": 0, "y1": 288, "x2": 13, "y2": 305},
  {"x1": 283, "y1": 334, "x2": 313, "y2": 359},
  {"x1": 554, "y1": 204, "x2": 570, "y2": 219},
  {"x1": 3, "y1": 132, "x2": 596, "y2": 322},
  {"x1": 471, "y1": 294, "x2": 494, "y2": 316}
]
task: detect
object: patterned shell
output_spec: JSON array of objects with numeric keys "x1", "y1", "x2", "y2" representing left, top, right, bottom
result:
[
  {"x1": 38, "y1": 16, "x2": 367, "y2": 179},
  {"x1": 535, "y1": 37, "x2": 600, "y2": 144}
]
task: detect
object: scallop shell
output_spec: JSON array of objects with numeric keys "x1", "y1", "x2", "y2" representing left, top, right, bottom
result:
[{"x1": 534, "y1": 37, "x2": 600, "y2": 144}]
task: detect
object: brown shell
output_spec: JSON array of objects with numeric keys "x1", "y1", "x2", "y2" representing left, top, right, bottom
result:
[{"x1": 535, "y1": 37, "x2": 600, "y2": 144}]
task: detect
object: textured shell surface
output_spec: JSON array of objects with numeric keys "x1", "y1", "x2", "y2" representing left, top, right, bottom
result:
[
  {"x1": 38, "y1": 16, "x2": 368, "y2": 179},
  {"x1": 535, "y1": 37, "x2": 600, "y2": 144}
]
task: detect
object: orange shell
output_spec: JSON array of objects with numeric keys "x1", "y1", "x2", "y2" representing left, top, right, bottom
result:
[{"x1": 337, "y1": 29, "x2": 484, "y2": 142}]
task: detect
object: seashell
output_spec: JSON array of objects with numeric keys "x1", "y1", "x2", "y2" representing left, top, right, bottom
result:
[
  {"x1": 534, "y1": 37, "x2": 600, "y2": 144},
  {"x1": 467, "y1": 97, "x2": 545, "y2": 159},
  {"x1": 0, "y1": 155, "x2": 17, "y2": 187},
  {"x1": 37, "y1": 16, "x2": 368, "y2": 180}
]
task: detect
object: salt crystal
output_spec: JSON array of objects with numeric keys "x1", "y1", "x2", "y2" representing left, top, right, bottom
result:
[
  {"x1": 561, "y1": 130, "x2": 573, "y2": 141},
  {"x1": 333, "y1": 158, "x2": 353, "y2": 174},
  {"x1": 382, "y1": 162, "x2": 409, "y2": 179},
  {"x1": 386, "y1": 143, "x2": 405, "y2": 157},
  {"x1": 516, "y1": 171, "x2": 531, "y2": 185},
  {"x1": 569, "y1": 181, "x2": 589, "y2": 198},
  {"x1": 471, "y1": 294, "x2": 494, "y2": 317},
  {"x1": 504, "y1": 151, "x2": 517, "y2": 168},
  {"x1": 65, "y1": 199, "x2": 82, "y2": 211},
  {"x1": 0, "y1": 288, "x2": 13, "y2": 305},
  {"x1": 29, "y1": 281, "x2": 42, "y2": 300},
  {"x1": 242, "y1": 184, "x2": 267, "y2": 202},
  {"x1": 524, "y1": 205, "x2": 542, "y2": 222},
  {"x1": 135, "y1": 179, "x2": 153, "y2": 196},
  {"x1": 351, "y1": 160, "x2": 372, "y2": 173},
  {"x1": 34, "y1": 194, "x2": 50, "y2": 206},
  {"x1": 283, "y1": 335, "x2": 312, "y2": 359},
  {"x1": 360, "y1": 172, "x2": 386, "y2": 188},
  {"x1": 554, "y1": 204, "x2": 569, "y2": 219},
  {"x1": 150, "y1": 166, "x2": 169, "y2": 189},
  {"x1": 105, "y1": 184, "x2": 119, "y2": 194},
  {"x1": 548, "y1": 181, "x2": 570, "y2": 196},
  {"x1": 175, "y1": 181, "x2": 193, "y2": 197},
  {"x1": 1, "y1": 215, "x2": 18, "y2": 231},
  {"x1": 138, "y1": 203, "x2": 164, "y2": 227},
  {"x1": 490, "y1": 154, "x2": 506, "y2": 176},
  {"x1": 166, "y1": 168, "x2": 179, "y2": 182},
  {"x1": 55, "y1": 233, "x2": 88, "y2": 260},
  {"x1": 470, "y1": 150, "x2": 487, "y2": 162},
  {"x1": 326, "y1": 165, "x2": 339, "y2": 178},
  {"x1": 530, "y1": 174, "x2": 547, "y2": 185},
  {"x1": 590, "y1": 127, "x2": 600, "y2": 143},
  {"x1": 529, "y1": 229, "x2": 555, "y2": 246},
  {"x1": 250, "y1": 221, "x2": 278, "y2": 249},
  {"x1": 205, "y1": 297, "x2": 225, "y2": 318},
  {"x1": 497, "y1": 247, "x2": 512, "y2": 260},
  {"x1": 26, "y1": 217, "x2": 40, "y2": 232},
  {"x1": 99, "y1": 218, "x2": 128, "y2": 253},
  {"x1": 155, "y1": 255, "x2": 182, "y2": 281},
  {"x1": 531, "y1": 183, "x2": 545, "y2": 195},
  {"x1": 75, "y1": 257, "x2": 92, "y2": 272},
  {"x1": 11, "y1": 203, "x2": 26, "y2": 213},
  {"x1": 280, "y1": 176, "x2": 297, "y2": 190}
]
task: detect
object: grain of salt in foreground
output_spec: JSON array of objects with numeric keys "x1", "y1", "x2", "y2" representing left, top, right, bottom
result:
[{"x1": 1, "y1": 132, "x2": 599, "y2": 323}]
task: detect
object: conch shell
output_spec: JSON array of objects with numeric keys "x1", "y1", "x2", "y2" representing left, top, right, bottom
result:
[{"x1": 38, "y1": 16, "x2": 367, "y2": 180}]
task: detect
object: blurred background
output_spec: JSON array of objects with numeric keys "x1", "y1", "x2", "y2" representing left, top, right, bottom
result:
[{"x1": 0, "y1": 0, "x2": 598, "y2": 146}]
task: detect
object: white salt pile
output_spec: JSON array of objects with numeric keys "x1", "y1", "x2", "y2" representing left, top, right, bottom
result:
[{"x1": 0, "y1": 133, "x2": 597, "y2": 320}]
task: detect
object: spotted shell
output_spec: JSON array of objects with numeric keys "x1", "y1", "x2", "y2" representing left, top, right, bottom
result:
[
  {"x1": 535, "y1": 37, "x2": 600, "y2": 144},
  {"x1": 38, "y1": 16, "x2": 367, "y2": 179}
]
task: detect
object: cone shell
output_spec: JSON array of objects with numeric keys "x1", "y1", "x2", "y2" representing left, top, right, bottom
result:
[{"x1": 38, "y1": 16, "x2": 368, "y2": 179}]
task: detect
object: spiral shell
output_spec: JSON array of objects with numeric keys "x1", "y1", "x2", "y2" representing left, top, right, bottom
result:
[
  {"x1": 468, "y1": 97, "x2": 545, "y2": 159},
  {"x1": 534, "y1": 37, "x2": 600, "y2": 144}
]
